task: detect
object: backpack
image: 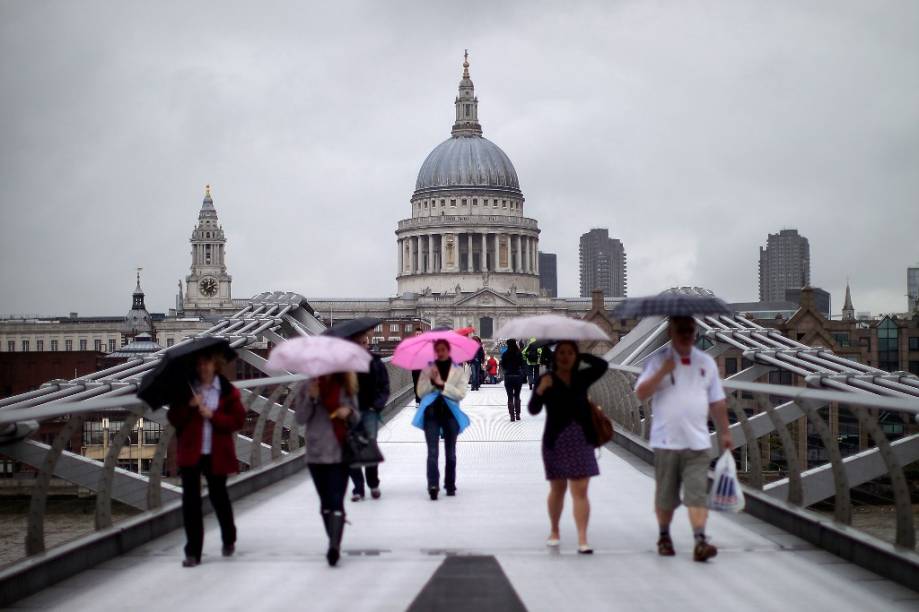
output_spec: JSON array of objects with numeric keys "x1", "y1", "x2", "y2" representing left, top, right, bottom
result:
[{"x1": 526, "y1": 346, "x2": 539, "y2": 363}]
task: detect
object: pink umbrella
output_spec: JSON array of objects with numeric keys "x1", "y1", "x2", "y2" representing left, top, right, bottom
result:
[
  {"x1": 392, "y1": 330, "x2": 479, "y2": 370},
  {"x1": 267, "y1": 336, "x2": 371, "y2": 378}
]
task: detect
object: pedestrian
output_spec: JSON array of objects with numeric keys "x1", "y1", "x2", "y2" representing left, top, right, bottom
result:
[
  {"x1": 470, "y1": 336, "x2": 485, "y2": 391},
  {"x1": 524, "y1": 339, "x2": 541, "y2": 389},
  {"x1": 486, "y1": 354, "x2": 499, "y2": 384},
  {"x1": 293, "y1": 372, "x2": 360, "y2": 566},
  {"x1": 500, "y1": 339, "x2": 526, "y2": 421},
  {"x1": 347, "y1": 331, "x2": 390, "y2": 502},
  {"x1": 412, "y1": 339, "x2": 470, "y2": 500},
  {"x1": 635, "y1": 316, "x2": 732, "y2": 562},
  {"x1": 528, "y1": 341, "x2": 608, "y2": 554},
  {"x1": 167, "y1": 350, "x2": 246, "y2": 568},
  {"x1": 539, "y1": 342, "x2": 553, "y2": 373},
  {"x1": 410, "y1": 326, "x2": 424, "y2": 403}
]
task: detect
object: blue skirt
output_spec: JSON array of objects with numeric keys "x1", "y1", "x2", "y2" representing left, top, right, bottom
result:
[{"x1": 542, "y1": 422, "x2": 600, "y2": 480}]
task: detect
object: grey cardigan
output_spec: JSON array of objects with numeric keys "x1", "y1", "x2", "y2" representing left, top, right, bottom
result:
[{"x1": 293, "y1": 382, "x2": 360, "y2": 464}]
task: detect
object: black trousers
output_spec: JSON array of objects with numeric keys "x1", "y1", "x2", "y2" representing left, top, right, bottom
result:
[
  {"x1": 180, "y1": 455, "x2": 236, "y2": 561},
  {"x1": 309, "y1": 462, "x2": 350, "y2": 513},
  {"x1": 504, "y1": 375, "x2": 524, "y2": 417}
]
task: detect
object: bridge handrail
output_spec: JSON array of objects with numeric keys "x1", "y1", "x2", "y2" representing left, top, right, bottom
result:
[
  {"x1": 0, "y1": 358, "x2": 415, "y2": 570},
  {"x1": 607, "y1": 363, "x2": 919, "y2": 415},
  {"x1": 593, "y1": 361, "x2": 919, "y2": 552}
]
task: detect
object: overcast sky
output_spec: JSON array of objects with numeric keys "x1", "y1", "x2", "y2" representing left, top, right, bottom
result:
[{"x1": 2, "y1": 1, "x2": 917, "y2": 317}]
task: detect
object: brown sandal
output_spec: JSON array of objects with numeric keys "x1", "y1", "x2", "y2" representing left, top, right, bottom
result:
[{"x1": 657, "y1": 535, "x2": 675, "y2": 556}]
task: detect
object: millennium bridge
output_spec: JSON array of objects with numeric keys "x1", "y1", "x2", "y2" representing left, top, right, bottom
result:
[{"x1": 1, "y1": 291, "x2": 917, "y2": 610}]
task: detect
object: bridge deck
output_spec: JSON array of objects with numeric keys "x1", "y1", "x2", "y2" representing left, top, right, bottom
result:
[{"x1": 12, "y1": 386, "x2": 918, "y2": 611}]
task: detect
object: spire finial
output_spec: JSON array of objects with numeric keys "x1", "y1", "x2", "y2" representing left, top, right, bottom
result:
[
  {"x1": 205, "y1": 184, "x2": 211, "y2": 198},
  {"x1": 134, "y1": 267, "x2": 143, "y2": 293},
  {"x1": 462, "y1": 49, "x2": 470, "y2": 78}
]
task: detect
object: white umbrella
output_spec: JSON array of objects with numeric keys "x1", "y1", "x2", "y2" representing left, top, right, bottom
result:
[
  {"x1": 495, "y1": 314, "x2": 610, "y2": 342},
  {"x1": 267, "y1": 336, "x2": 371, "y2": 378}
]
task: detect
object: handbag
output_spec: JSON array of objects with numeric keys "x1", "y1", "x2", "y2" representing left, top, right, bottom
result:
[
  {"x1": 343, "y1": 426, "x2": 385, "y2": 468},
  {"x1": 588, "y1": 400, "x2": 614, "y2": 447}
]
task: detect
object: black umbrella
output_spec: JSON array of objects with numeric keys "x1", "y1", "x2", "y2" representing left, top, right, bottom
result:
[
  {"x1": 137, "y1": 337, "x2": 237, "y2": 409},
  {"x1": 612, "y1": 293, "x2": 732, "y2": 319},
  {"x1": 322, "y1": 317, "x2": 383, "y2": 339}
]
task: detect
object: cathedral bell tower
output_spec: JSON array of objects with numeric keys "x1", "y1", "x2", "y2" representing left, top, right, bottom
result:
[{"x1": 183, "y1": 185, "x2": 234, "y2": 312}]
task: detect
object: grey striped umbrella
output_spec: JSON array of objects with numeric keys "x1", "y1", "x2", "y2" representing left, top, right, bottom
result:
[{"x1": 612, "y1": 293, "x2": 732, "y2": 319}]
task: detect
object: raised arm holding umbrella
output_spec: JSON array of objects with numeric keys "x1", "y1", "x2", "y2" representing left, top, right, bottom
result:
[
  {"x1": 497, "y1": 315, "x2": 611, "y2": 554},
  {"x1": 617, "y1": 291, "x2": 733, "y2": 563},
  {"x1": 138, "y1": 338, "x2": 245, "y2": 568}
]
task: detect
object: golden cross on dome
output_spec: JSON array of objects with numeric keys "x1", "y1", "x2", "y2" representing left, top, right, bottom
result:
[{"x1": 205, "y1": 184, "x2": 211, "y2": 197}]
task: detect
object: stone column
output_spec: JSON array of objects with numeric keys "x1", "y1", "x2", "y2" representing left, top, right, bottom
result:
[
  {"x1": 481, "y1": 233, "x2": 488, "y2": 272},
  {"x1": 534, "y1": 238, "x2": 539, "y2": 274},
  {"x1": 409, "y1": 237, "x2": 416, "y2": 274},
  {"x1": 523, "y1": 236, "x2": 530, "y2": 273},
  {"x1": 428, "y1": 233, "x2": 435, "y2": 273},
  {"x1": 467, "y1": 233, "x2": 473, "y2": 272},
  {"x1": 397, "y1": 239, "x2": 403, "y2": 275},
  {"x1": 492, "y1": 233, "x2": 499, "y2": 273},
  {"x1": 440, "y1": 233, "x2": 447, "y2": 272},
  {"x1": 516, "y1": 234, "x2": 523, "y2": 273}
]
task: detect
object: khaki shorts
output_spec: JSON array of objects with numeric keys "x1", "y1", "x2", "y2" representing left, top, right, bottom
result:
[{"x1": 654, "y1": 449, "x2": 710, "y2": 510}]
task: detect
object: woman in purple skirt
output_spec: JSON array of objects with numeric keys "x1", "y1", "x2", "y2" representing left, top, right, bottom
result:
[{"x1": 528, "y1": 341, "x2": 608, "y2": 554}]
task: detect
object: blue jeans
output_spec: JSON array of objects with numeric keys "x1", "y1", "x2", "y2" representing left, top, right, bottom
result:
[
  {"x1": 350, "y1": 412, "x2": 381, "y2": 496},
  {"x1": 470, "y1": 361, "x2": 482, "y2": 389},
  {"x1": 423, "y1": 409, "x2": 459, "y2": 492}
]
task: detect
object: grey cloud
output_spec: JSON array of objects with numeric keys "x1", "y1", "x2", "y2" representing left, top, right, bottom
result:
[{"x1": 1, "y1": 0, "x2": 917, "y2": 316}]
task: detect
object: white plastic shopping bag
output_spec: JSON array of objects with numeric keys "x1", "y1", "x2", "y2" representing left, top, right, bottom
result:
[{"x1": 709, "y1": 450, "x2": 745, "y2": 513}]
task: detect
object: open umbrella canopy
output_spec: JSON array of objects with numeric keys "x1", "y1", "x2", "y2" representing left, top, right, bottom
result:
[
  {"x1": 611, "y1": 293, "x2": 732, "y2": 319},
  {"x1": 322, "y1": 317, "x2": 382, "y2": 339},
  {"x1": 267, "y1": 336, "x2": 371, "y2": 378},
  {"x1": 137, "y1": 338, "x2": 237, "y2": 409},
  {"x1": 391, "y1": 330, "x2": 479, "y2": 370},
  {"x1": 454, "y1": 326, "x2": 475, "y2": 337},
  {"x1": 495, "y1": 314, "x2": 610, "y2": 342}
]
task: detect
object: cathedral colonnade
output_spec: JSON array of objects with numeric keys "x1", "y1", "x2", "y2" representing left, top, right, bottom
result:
[{"x1": 397, "y1": 230, "x2": 539, "y2": 277}]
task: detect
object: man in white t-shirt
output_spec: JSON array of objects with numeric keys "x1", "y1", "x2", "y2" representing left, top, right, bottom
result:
[{"x1": 636, "y1": 316, "x2": 732, "y2": 562}]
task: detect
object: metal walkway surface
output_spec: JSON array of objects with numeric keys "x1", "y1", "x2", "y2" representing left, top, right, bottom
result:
[{"x1": 11, "y1": 387, "x2": 918, "y2": 611}]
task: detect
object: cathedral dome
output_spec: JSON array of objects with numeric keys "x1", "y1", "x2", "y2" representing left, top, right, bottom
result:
[
  {"x1": 412, "y1": 53, "x2": 522, "y2": 198},
  {"x1": 415, "y1": 135, "x2": 520, "y2": 195}
]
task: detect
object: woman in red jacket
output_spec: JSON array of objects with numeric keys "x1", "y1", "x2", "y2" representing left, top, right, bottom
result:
[{"x1": 167, "y1": 351, "x2": 247, "y2": 567}]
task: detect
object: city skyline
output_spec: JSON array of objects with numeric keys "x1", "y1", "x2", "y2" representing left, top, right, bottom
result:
[{"x1": 1, "y1": 1, "x2": 918, "y2": 316}]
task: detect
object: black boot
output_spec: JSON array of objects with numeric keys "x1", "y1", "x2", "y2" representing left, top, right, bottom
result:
[
  {"x1": 321, "y1": 510, "x2": 332, "y2": 537},
  {"x1": 326, "y1": 511, "x2": 345, "y2": 566},
  {"x1": 514, "y1": 397, "x2": 522, "y2": 421},
  {"x1": 508, "y1": 400, "x2": 516, "y2": 421}
]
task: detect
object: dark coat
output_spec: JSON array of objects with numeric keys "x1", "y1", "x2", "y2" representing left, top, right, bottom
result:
[
  {"x1": 528, "y1": 354, "x2": 608, "y2": 449},
  {"x1": 500, "y1": 349, "x2": 525, "y2": 377},
  {"x1": 358, "y1": 353, "x2": 390, "y2": 413},
  {"x1": 167, "y1": 374, "x2": 246, "y2": 475}
]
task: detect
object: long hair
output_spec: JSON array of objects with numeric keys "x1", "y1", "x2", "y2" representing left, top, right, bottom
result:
[
  {"x1": 326, "y1": 371, "x2": 358, "y2": 397},
  {"x1": 506, "y1": 338, "x2": 520, "y2": 354}
]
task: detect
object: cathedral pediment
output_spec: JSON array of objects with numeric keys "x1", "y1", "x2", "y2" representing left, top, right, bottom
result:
[{"x1": 455, "y1": 288, "x2": 518, "y2": 307}]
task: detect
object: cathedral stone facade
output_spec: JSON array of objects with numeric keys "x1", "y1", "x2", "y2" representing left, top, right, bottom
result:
[
  {"x1": 311, "y1": 55, "x2": 622, "y2": 338},
  {"x1": 396, "y1": 53, "x2": 541, "y2": 297}
]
